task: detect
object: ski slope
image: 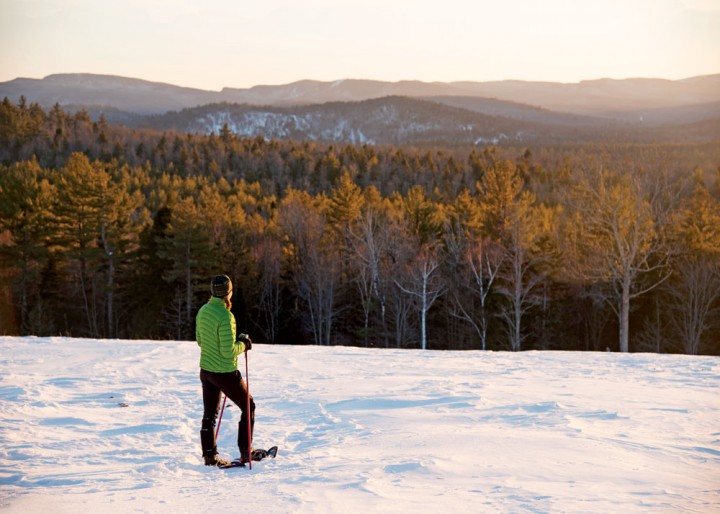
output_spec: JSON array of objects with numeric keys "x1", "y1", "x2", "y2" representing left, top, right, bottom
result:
[{"x1": 1, "y1": 336, "x2": 718, "y2": 513}]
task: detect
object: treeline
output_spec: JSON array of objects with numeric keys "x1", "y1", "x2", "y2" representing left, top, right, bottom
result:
[{"x1": 1, "y1": 98, "x2": 719, "y2": 354}]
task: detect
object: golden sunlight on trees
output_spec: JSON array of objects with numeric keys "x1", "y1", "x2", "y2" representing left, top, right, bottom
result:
[
  {"x1": 279, "y1": 189, "x2": 340, "y2": 345},
  {"x1": 663, "y1": 182, "x2": 720, "y2": 354},
  {"x1": 2, "y1": 101, "x2": 719, "y2": 354},
  {"x1": 480, "y1": 161, "x2": 553, "y2": 351},
  {"x1": 566, "y1": 169, "x2": 671, "y2": 353}
]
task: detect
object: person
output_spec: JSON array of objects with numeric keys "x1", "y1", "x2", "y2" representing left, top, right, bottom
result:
[{"x1": 196, "y1": 274, "x2": 255, "y2": 467}]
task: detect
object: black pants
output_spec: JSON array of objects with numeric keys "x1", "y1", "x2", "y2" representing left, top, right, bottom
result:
[{"x1": 200, "y1": 369, "x2": 256, "y2": 456}]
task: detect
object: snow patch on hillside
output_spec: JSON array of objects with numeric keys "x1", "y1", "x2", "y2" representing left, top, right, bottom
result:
[
  {"x1": 185, "y1": 107, "x2": 527, "y2": 146},
  {"x1": 190, "y1": 110, "x2": 372, "y2": 143}
]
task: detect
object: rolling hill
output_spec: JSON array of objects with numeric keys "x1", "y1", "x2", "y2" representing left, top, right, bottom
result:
[{"x1": 2, "y1": 73, "x2": 719, "y2": 145}]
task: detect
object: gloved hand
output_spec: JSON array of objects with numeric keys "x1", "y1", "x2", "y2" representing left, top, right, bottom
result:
[{"x1": 237, "y1": 333, "x2": 252, "y2": 351}]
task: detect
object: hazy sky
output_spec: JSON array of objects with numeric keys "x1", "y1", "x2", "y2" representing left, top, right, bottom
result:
[{"x1": 1, "y1": 0, "x2": 719, "y2": 90}]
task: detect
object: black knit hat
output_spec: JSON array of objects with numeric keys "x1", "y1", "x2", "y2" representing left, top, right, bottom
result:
[{"x1": 211, "y1": 274, "x2": 233, "y2": 297}]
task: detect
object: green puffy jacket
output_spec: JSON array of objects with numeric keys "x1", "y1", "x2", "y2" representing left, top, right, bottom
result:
[{"x1": 196, "y1": 297, "x2": 246, "y2": 372}]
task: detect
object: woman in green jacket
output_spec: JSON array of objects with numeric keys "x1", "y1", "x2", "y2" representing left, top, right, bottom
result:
[{"x1": 196, "y1": 274, "x2": 254, "y2": 466}]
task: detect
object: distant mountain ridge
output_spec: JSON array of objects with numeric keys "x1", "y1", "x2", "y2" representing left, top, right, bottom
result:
[
  {"x1": 2, "y1": 73, "x2": 719, "y2": 145},
  {"x1": 1, "y1": 73, "x2": 221, "y2": 114},
  {"x1": 142, "y1": 96, "x2": 720, "y2": 146},
  {"x1": 3, "y1": 72, "x2": 720, "y2": 116},
  {"x1": 144, "y1": 96, "x2": 554, "y2": 146}
]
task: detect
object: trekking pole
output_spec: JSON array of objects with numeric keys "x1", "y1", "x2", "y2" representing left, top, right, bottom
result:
[
  {"x1": 245, "y1": 350, "x2": 252, "y2": 470},
  {"x1": 215, "y1": 394, "x2": 228, "y2": 440}
]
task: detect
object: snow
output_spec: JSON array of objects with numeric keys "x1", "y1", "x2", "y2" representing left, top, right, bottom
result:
[
  {"x1": 475, "y1": 133, "x2": 510, "y2": 145},
  {"x1": 194, "y1": 110, "x2": 316, "y2": 139},
  {"x1": 192, "y1": 110, "x2": 373, "y2": 143},
  {"x1": 1, "y1": 336, "x2": 718, "y2": 513}
]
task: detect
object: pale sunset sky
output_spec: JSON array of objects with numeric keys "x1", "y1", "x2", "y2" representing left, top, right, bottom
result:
[{"x1": 1, "y1": 0, "x2": 719, "y2": 90}]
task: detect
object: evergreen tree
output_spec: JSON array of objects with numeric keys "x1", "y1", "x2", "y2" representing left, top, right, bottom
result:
[
  {"x1": 156, "y1": 197, "x2": 216, "y2": 340},
  {"x1": 126, "y1": 206, "x2": 175, "y2": 338},
  {"x1": 49, "y1": 154, "x2": 138, "y2": 337},
  {"x1": 0, "y1": 159, "x2": 56, "y2": 333},
  {"x1": 479, "y1": 160, "x2": 550, "y2": 351}
]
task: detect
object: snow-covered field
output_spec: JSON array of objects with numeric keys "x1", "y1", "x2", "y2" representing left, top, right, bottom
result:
[{"x1": 0, "y1": 336, "x2": 718, "y2": 513}]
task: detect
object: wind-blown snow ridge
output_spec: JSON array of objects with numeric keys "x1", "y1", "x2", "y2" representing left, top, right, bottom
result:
[{"x1": 0, "y1": 337, "x2": 718, "y2": 513}]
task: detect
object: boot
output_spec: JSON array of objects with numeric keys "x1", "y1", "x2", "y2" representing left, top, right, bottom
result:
[
  {"x1": 201, "y1": 418, "x2": 230, "y2": 466},
  {"x1": 238, "y1": 421, "x2": 252, "y2": 463},
  {"x1": 203, "y1": 454, "x2": 231, "y2": 467}
]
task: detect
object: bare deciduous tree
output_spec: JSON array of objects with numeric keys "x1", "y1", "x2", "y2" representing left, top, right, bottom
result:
[
  {"x1": 446, "y1": 233, "x2": 503, "y2": 351},
  {"x1": 567, "y1": 170, "x2": 671, "y2": 352},
  {"x1": 495, "y1": 215, "x2": 549, "y2": 351},
  {"x1": 252, "y1": 237, "x2": 283, "y2": 343},
  {"x1": 395, "y1": 244, "x2": 446, "y2": 350},
  {"x1": 347, "y1": 202, "x2": 396, "y2": 347},
  {"x1": 665, "y1": 255, "x2": 720, "y2": 355},
  {"x1": 279, "y1": 190, "x2": 340, "y2": 345}
]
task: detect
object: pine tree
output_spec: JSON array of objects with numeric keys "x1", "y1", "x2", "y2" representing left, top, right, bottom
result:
[
  {"x1": 0, "y1": 159, "x2": 56, "y2": 334},
  {"x1": 156, "y1": 196, "x2": 216, "y2": 340},
  {"x1": 50, "y1": 154, "x2": 138, "y2": 337},
  {"x1": 127, "y1": 206, "x2": 175, "y2": 338},
  {"x1": 479, "y1": 160, "x2": 550, "y2": 351}
]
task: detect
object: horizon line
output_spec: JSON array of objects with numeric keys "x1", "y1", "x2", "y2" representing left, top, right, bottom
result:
[{"x1": 2, "y1": 71, "x2": 719, "y2": 93}]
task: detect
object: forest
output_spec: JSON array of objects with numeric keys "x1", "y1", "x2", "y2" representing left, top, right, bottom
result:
[{"x1": 1, "y1": 97, "x2": 719, "y2": 354}]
